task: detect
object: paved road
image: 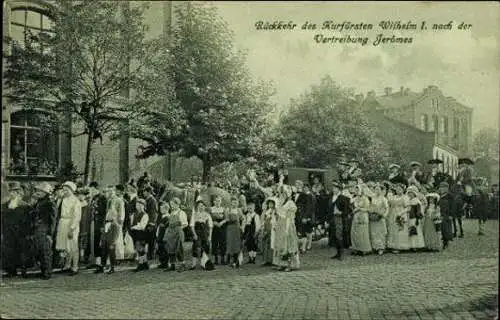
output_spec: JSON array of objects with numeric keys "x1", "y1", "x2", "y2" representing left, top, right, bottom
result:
[{"x1": 1, "y1": 220, "x2": 498, "y2": 319}]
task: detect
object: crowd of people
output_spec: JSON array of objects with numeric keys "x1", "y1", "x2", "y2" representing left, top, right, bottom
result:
[{"x1": 1, "y1": 157, "x2": 498, "y2": 280}]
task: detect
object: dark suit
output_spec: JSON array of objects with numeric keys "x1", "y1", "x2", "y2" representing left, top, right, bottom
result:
[
  {"x1": 438, "y1": 192, "x2": 455, "y2": 243},
  {"x1": 90, "y1": 193, "x2": 107, "y2": 259},
  {"x1": 29, "y1": 195, "x2": 57, "y2": 277},
  {"x1": 145, "y1": 195, "x2": 158, "y2": 260},
  {"x1": 327, "y1": 193, "x2": 352, "y2": 255},
  {"x1": 294, "y1": 192, "x2": 315, "y2": 237},
  {"x1": 1, "y1": 200, "x2": 31, "y2": 276}
]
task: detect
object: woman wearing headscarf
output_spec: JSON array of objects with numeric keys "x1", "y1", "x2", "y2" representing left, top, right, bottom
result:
[
  {"x1": 55, "y1": 181, "x2": 82, "y2": 276},
  {"x1": 272, "y1": 182, "x2": 300, "y2": 272},
  {"x1": 407, "y1": 185, "x2": 426, "y2": 251},
  {"x1": 350, "y1": 184, "x2": 372, "y2": 255},
  {"x1": 386, "y1": 184, "x2": 410, "y2": 253}
]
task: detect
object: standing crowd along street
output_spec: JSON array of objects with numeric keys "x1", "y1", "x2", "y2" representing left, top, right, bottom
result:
[{"x1": 1, "y1": 157, "x2": 498, "y2": 279}]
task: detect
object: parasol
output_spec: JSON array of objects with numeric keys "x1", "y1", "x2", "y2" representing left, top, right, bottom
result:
[
  {"x1": 458, "y1": 158, "x2": 474, "y2": 165},
  {"x1": 427, "y1": 159, "x2": 443, "y2": 164}
]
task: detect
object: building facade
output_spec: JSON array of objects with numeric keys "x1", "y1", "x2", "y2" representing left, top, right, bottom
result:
[
  {"x1": 2, "y1": 0, "x2": 174, "y2": 185},
  {"x1": 362, "y1": 85, "x2": 474, "y2": 177}
]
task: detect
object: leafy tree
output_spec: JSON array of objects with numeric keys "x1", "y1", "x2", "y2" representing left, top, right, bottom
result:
[
  {"x1": 133, "y1": 3, "x2": 274, "y2": 184},
  {"x1": 4, "y1": 1, "x2": 158, "y2": 184},
  {"x1": 473, "y1": 127, "x2": 499, "y2": 159},
  {"x1": 275, "y1": 75, "x2": 392, "y2": 180}
]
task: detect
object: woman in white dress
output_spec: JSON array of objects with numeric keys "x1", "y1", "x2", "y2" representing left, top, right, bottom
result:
[
  {"x1": 55, "y1": 181, "x2": 82, "y2": 276},
  {"x1": 350, "y1": 184, "x2": 372, "y2": 255},
  {"x1": 369, "y1": 183, "x2": 389, "y2": 255},
  {"x1": 272, "y1": 183, "x2": 300, "y2": 272},
  {"x1": 386, "y1": 184, "x2": 411, "y2": 253}
]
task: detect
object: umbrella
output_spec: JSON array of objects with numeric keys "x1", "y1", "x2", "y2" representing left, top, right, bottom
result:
[
  {"x1": 427, "y1": 159, "x2": 443, "y2": 164},
  {"x1": 458, "y1": 158, "x2": 474, "y2": 165}
]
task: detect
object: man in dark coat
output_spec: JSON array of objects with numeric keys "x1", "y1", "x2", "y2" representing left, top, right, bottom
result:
[
  {"x1": 88, "y1": 182, "x2": 107, "y2": 269},
  {"x1": 294, "y1": 180, "x2": 315, "y2": 253},
  {"x1": 30, "y1": 182, "x2": 57, "y2": 279},
  {"x1": 1, "y1": 182, "x2": 31, "y2": 277},
  {"x1": 438, "y1": 182, "x2": 455, "y2": 250},
  {"x1": 143, "y1": 185, "x2": 158, "y2": 261},
  {"x1": 327, "y1": 181, "x2": 352, "y2": 260}
]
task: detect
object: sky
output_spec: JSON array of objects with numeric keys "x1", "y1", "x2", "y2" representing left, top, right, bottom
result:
[{"x1": 202, "y1": 1, "x2": 499, "y2": 133}]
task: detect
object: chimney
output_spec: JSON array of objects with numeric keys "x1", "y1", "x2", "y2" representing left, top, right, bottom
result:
[
  {"x1": 400, "y1": 86, "x2": 404, "y2": 95},
  {"x1": 384, "y1": 87, "x2": 392, "y2": 96}
]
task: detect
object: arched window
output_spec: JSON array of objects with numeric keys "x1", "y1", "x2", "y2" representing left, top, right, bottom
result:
[
  {"x1": 9, "y1": 111, "x2": 59, "y2": 176},
  {"x1": 10, "y1": 7, "x2": 54, "y2": 49}
]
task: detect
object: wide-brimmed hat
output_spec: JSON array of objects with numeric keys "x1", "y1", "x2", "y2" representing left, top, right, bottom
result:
[
  {"x1": 8, "y1": 181, "x2": 22, "y2": 191},
  {"x1": 388, "y1": 164, "x2": 401, "y2": 170},
  {"x1": 458, "y1": 158, "x2": 474, "y2": 165},
  {"x1": 35, "y1": 182, "x2": 54, "y2": 195},
  {"x1": 426, "y1": 193, "x2": 440, "y2": 201},
  {"x1": 410, "y1": 161, "x2": 422, "y2": 168},
  {"x1": 406, "y1": 185, "x2": 419, "y2": 196},
  {"x1": 62, "y1": 181, "x2": 77, "y2": 193}
]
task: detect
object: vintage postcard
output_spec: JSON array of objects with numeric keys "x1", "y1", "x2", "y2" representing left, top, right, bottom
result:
[{"x1": 1, "y1": 1, "x2": 498, "y2": 319}]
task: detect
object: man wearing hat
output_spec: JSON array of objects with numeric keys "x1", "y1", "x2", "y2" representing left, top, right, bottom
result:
[
  {"x1": 1, "y1": 181, "x2": 31, "y2": 277},
  {"x1": 87, "y1": 181, "x2": 108, "y2": 270},
  {"x1": 327, "y1": 181, "x2": 352, "y2": 260},
  {"x1": 55, "y1": 181, "x2": 82, "y2": 276},
  {"x1": 438, "y1": 182, "x2": 454, "y2": 250},
  {"x1": 30, "y1": 182, "x2": 57, "y2": 279},
  {"x1": 388, "y1": 164, "x2": 408, "y2": 186}
]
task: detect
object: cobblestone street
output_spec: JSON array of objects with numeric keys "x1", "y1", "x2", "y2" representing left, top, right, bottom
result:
[{"x1": 1, "y1": 220, "x2": 498, "y2": 319}]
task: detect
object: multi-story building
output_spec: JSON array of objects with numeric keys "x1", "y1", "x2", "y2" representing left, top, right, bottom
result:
[
  {"x1": 2, "y1": 0, "x2": 175, "y2": 185},
  {"x1": 362, "y1": 85, "x2": 474, "y2": 178}
]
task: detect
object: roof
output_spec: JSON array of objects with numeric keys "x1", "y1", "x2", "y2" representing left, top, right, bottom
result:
[{"x1": 373, "y1": 92, "x2": 422, "y2": 109}]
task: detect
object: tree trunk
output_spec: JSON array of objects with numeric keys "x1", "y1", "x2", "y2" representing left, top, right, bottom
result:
[
  {"x1": 202, "y1": 155, "x2": 211, "y2": 185},
  {"x1": 83, "y1": 130, "x2": 94, "y2": 185}
]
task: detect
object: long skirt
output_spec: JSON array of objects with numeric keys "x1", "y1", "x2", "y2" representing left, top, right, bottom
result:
[
  {"x1": 114, "y1": 227, "x2": 125, "y2": 260},
  {"x1": 408, "y1": 218, "x2": 425, "y2": 249},
  {"x1": 164, "y1": 226, "x2": 185, "y2": 262},
  {"x1": 369, "y1": 218, "x2": 387, "y2": 251},
  {"x1": 388, "y1": 219, "x2": 411, "y2": 250},
  {"x1": 261, "y1": 230, "x2": 273, "y2": 264},
  {"x1": 423, "y1": 216, "x2": 441, "y2": 251},
  {"x1": 350, "y1": 212, "x2": 372, "y2": 253},
  {"x1": 226, "y1": 223, "x2": 242, "y2": 255}
]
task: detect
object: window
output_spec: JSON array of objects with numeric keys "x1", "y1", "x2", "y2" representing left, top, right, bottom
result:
[
  {"x1": 420, "y1": 114, "x2": 429, "y2": 131},
  {"x1": 9, "y1": 111, "x2": 59, "y2": 176},
  {"x1": 443, "y1": 117, "x2": 449, "y2": 135},
  {"x1": 431, "y1": 115, "x2": 438, "y2": 132},
  {"x1": 439, "y1": 117, "x2": 445, "y2": 133},
  {"x1": 462, "y1": 118, "x2": 468, "y2": 138},
  {"x1": 10, "y1": 8, "x2": 54, "y2": 48}
]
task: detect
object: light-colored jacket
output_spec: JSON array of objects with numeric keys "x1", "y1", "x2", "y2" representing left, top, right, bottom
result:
[{"x1": 55, "y1": 195, "x2": 82, "y2": 251}]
